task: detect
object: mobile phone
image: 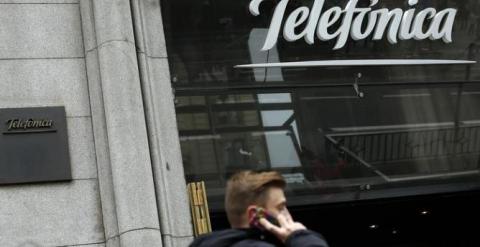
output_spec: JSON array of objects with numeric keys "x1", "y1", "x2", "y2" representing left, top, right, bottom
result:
[{"x1": 249, "y1": 207, "x2": 280, "y2": 230}]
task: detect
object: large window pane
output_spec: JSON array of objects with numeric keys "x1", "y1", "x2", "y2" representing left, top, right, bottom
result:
[
  {"x1": 175, "y1": 85, "x2": 480, "y2": 210},
  {"x1": 161, "y1": 0, "x2": 480, "y2": 89},
  {"x1": 160, "y1": 0, "x2": 480, "y2": 210}
]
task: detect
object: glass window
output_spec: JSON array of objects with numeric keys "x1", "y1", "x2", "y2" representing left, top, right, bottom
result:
[
  {"x1": 161, "y1": 0, "x2": 480, "y2": 210},
  {"x1": 162, "y1": 0, "x2": 480, "y2": 89}
]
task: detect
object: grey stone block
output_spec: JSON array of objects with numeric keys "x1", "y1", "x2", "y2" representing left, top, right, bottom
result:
[
  {"x1": 140, "y1": 56, "x2": 193, "y2": 238},
  {"x1": 79, "y1": 0, "x2": 96, "y2": 52},
  {"x1": 84, "y1": 1, "x2": 164, "y2": 244},
  {"x1": 68, "y1": 116, "x2": 97, "y2": 180},
  {"x1": 119, "y1": 229, "x2": 163, "y2": 247},
  {"x1": 0, "y1": 0, "x2": 77, "y2": 3},
  {"x1": 66, "y1": 243, "x2": 105, "y2": 247},
  {"x1": 0, "y1": 59, "x2": 90, "y2": 117},
  {"x1": 96, "y1": 35, "x2": 160, "y2": 234},
  {"x1": 91, "y1": 0, "x2": 135, "y2": 48},
  {"x1": 0, "y1": 4, "x2": 83, "y2": 58},
  {"x1": 162, "y1": 235, "x2": 194, "y2": 247},
  {"x1": 0, "y1": 180, "x2": 104, "y2": 246},
  {"x1": 84, "y1": 49, "x2": 120, "y2": 243},
  {"x1": 105, "y1": 237, "x2": 120, "y2": 247},
  {"x1": 131, "y1": 0, "x2": 167, "y2": 58}
]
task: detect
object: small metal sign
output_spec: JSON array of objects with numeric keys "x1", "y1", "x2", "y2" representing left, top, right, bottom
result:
[{"x1": 0, "y1": 106, "x2": 72, "y2": 185}]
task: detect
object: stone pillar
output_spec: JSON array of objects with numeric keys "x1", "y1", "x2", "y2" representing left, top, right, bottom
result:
[
  {"x1": 130, "y1": 0, "x2": 195, "y2": 246},
  {"x1": 80, "y1": 0, "x2": 163, "y2": 246}
]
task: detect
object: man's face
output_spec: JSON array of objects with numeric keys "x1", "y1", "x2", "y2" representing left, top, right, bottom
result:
[{"x1": 262, "y1": 187, "x2": 290, "y2": 218}]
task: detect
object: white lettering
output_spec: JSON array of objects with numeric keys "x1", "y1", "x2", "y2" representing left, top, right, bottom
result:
[
  {"x1": 429, "y1": 8, "x2": 457, "y2": 43},
  {"x1": 249, "y1": 0, "x2": 457, "y2": 51},
  {"x1": 304, "y1": 0, "x2": 324, "y2": 44},
  {"x1": 333, "y1": 0, "x2": 358, "y2": 50},
  {"x1": 283, "y1": 7, "x2": 310, "y2": 41},
  {"x1": 412, "y1": 8, "x2": 436, "y2": 40},
  {"x1": 399, "y1": 7, "x2": 416, "y2": 40},
  {"x1": 249, "y1": 0, "x2": 290, "y2": 51},
  {"x1": 351, "y1": 2, "x2": 377, "y2": 41},
  {"x1": 372, "y1": 8, "x2": 402, "y2": 44},
  {"x1": 317, "y1": 7, "x2": 342, "y2": 41}
]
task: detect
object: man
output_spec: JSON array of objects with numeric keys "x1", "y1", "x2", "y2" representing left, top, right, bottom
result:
[{"x1": 190, "y1": 170, "x2": 329, "y2": 247}]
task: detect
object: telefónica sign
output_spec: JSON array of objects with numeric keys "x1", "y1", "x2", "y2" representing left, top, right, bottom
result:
[
  {"x1": 250, "y1": 0, "x2": 457, "y2": 51},
  {"x1": 235, "y1": 0, "x2": 476, "y2": 68}
]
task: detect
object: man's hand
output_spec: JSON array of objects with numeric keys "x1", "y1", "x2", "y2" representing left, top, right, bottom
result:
[{"x1": 259, "y1": 213, "x2": 307, "y2": 243}]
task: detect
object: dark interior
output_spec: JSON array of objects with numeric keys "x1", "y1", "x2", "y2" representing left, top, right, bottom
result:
[{"x1": 210, "y1": 191, "x2": 480, "y2": 246}]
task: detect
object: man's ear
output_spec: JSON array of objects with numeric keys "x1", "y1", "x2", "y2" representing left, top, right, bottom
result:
[{"x1": 246, "y1": 205, "x2": 258, "y2": 219}]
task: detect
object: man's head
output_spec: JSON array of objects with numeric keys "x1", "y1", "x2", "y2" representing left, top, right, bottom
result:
[{"x1": 225, "y1": 170, "x2": 288, "y2": 228}]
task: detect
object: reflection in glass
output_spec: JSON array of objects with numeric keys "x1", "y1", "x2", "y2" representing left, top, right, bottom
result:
[
  {"x1": 177, "y1": 85, "x2": 480, "y2": 209},
  {"x1": 161, "y1": 0, "x2": 480, "y2": 210},
  {"x1": 162, "y1": 0, "x2": 480, "y2": 88}
]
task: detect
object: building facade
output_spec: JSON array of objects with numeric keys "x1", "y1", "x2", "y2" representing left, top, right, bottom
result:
[
  {"x1": 0, "y1": 0, "x2": 191, "y2": 246},
  {"x1": 0, "y1": 0, "x2": 479, "y2": 246}
]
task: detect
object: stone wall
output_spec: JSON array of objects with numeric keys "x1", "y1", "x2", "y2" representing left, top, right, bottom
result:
[
  {"x1": 0, "y1": 0, "x2": 105, "y2": 246},
  {"x1": 0, "y1": 0, "x2": 193, "y2": 246}
]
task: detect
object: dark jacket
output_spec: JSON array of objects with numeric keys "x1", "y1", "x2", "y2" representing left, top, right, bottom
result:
[{"x1": 189, "y1": 228, "x2": 329, "y2": 247}]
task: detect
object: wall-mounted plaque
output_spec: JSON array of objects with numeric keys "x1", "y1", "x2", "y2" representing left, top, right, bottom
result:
[{"x1": 0, "y1": 106, "x2": 72, "y2": 185}]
